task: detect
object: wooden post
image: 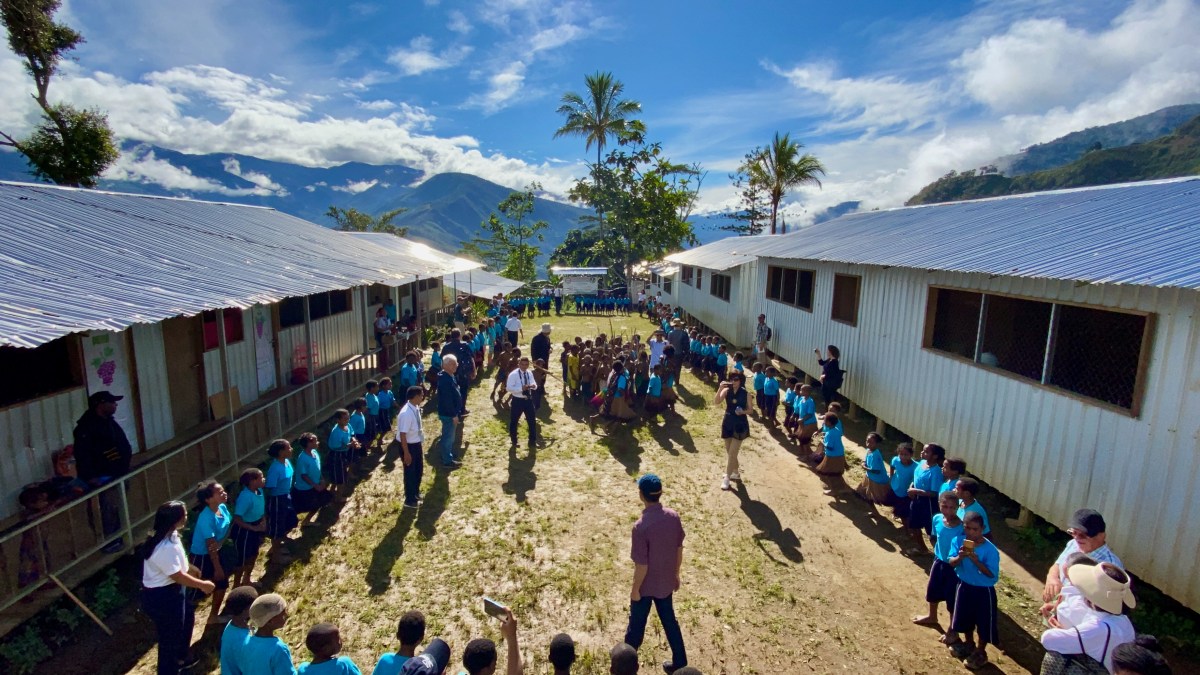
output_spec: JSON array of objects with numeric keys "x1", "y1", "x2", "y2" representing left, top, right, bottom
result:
[
  {"x1": 1006, "y1": 506, "x2": 1034, "y2": 529},
  {"x1": 48, "y1": 574, "x2": 112, "y2": 636},
  {"x1": 848, "y1": 401, "x2": 859, "y2": 421},
  {"x1": 874, "y1": 417, "x2": 886, "y2": 437}
]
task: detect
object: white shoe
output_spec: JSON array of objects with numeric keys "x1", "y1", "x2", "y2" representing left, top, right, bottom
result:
[
  {"x1": 729, "y1": 472, "x2": 741, "y2": 482},
  {"x1": 721, "y1": 475, "x2": 731, "y2": 490}
]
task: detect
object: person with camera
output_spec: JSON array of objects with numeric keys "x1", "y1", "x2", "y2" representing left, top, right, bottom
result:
[{"x1": 505, "y1": 356, "x2": 539, "y2": 448}]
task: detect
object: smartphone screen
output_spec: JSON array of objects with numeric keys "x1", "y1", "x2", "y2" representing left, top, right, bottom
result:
[{"x1": 483, "y1": 597, "x2": 507, "y2": 618}]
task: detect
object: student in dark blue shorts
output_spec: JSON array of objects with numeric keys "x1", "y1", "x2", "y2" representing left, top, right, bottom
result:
[
  {"x1": 945, "y1": 511, "x2": 999, "y2": 670},
  {"x1": 231, "y1": 468, "x2": 266, "y2": 588},
  {"x1": 264, "y1": 440, "x2": 297, "y2": 565},
  {"x1": 913, "y1": 491, "x2": 963, "y2": 633}
]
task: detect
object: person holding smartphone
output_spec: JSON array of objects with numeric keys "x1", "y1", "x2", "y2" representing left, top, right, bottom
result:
[{"x1": 715, "y1": 372, "x2": 751, "y2": 491}]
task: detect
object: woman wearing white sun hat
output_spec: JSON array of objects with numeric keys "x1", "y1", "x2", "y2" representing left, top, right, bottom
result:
[{"x1": 1039, "y1": 562, "x2": 1136, "y2": 674}]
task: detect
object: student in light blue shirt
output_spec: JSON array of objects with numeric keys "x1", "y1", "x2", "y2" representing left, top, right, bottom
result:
[
  {"x1": 220, "y1": 586, "x2": 258, "y2": 675},
  {"x1": 364, "y1": 380, "x2": 381, "y2": 452},
  {"x1": 376, "y1": 377, "x2": 396, "y2": 449},
  {"x1": 762, "y1": 366, "x2": 781, "y2": 424},
  {"x1": 889, "y1": 443, "x2": 919, "y2": 501},
  {"x1": 946, "y1": 512, "x2": 1000, "y2": 669},
  {"x1": 855, "y1": 432, "x2": 892, "y2": 503},
  {"x1": 372, "y1": 610, "x2": 425, "y2": 675},
  {"x1": 955, "y1": 476, "x2": 991, "y2": 535},
  {"x1": 398, "y1": 352, "x2": 420, "y2": 390},
  {"x1": 939, "y1": 457, "x2": 966, "y2": 496},
  {"x1": 243, "y1": 593, "x2": 296, "y2": 675},
  {"x1": 231, "y1": 468, "x2": 266, "y2": 588},
  {"x1": 327, "y1": 409, "x2": 355, "y2": 496},
  {"x1": 297, "y1": 623, "x2": 362, "y2": 674},
  {"x1": 191, "y1": 480, "x2": 233, "y2": 624},
  {"x1": 913, "y1": 491, "x2": 964, "y2": 632},
  {"x1": 292, "y1": 432, "x2": 331, "y2": 526},
  {"x1": 815, "y1": 412, "x2": 847, "y2": 477},
  {"x1": 264, "y1": 440, "x2": 297, "y2": 564}
]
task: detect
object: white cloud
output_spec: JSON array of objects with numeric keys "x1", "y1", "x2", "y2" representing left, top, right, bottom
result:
[
  {"x1": 222, "y1": 157, "x2": 287, "y2": 194},
  {"x1": 104, "y1": 147, "x2": 279, "y2": 197},
  {"x1": 468, "y1": 61, "x2": 528, "y2": 114},
  {"x1": 529, "y1": 23, "x2": 583, "y2": 53},
  {"x1": 331, "y1": 179, "x2": 380, "y2": 194},
  {"x1": 447, "y1": 9, "x2": 473, "y2": 34},
  {"x1": 387, "y1": 36, "x2": 472, "y2": 77},
  {"x1": 358, "y1": 98, "x2": 397, "y2": 111},
  {"x1": 765, "y1": 62, "x2": 946, "y2": 133}
]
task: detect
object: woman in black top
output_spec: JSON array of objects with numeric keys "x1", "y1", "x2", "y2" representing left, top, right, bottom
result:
[
  {"x1": 815, "y1": 345, "x2": 843, "y2": 405},
  {"x1": 716, "y1": 371, "x2": 750, "y2": 491}
]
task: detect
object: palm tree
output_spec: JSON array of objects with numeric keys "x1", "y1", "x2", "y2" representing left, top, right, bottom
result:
[
  {"x1": 553, "y1": 71, "x2": 642, "y2": 175},
  {"x1": 751, "y1": 132, "x2": 825, "y2": 235}
]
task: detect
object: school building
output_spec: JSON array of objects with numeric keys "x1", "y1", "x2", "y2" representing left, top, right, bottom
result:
[
  {"x1": 0, "y1": 181, "x2": 483, "y2": 628},
  {"x1": 663, "y1": 178, "x2": 1200, "y2": 611}
]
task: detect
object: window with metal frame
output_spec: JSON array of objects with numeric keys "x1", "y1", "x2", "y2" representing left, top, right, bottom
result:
[
  {"x1": 681, "y1": 266, "x2": 693, "y2": 286},
  {"x1": 831, "y1": 274, "x2": 861, "y2": 326},
  {"x1": 710, "y1": 273, "x2": 732, "y2": 302},
  {"x1": 922, "y1": 286, "x2": 1151, "y2": 412}
]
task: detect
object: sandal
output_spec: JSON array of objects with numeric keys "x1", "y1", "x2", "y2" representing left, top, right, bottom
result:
[
  {"x1": 949, "y1": 641, "x2": 975, "y2": 659},
  {"x1": 963, "y1": 651, "x2": 989, "y2": 670}
]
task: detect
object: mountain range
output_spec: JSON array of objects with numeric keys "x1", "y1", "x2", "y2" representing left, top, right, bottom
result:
[
  {"x1": 0, "y1": 143, "x2": 593, "y2": 259},
  {"x1": 907, "y1": 108, "x2": 1200, "y2": 206}
]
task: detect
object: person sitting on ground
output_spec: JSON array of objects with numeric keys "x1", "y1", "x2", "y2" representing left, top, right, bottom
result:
[
  {"x1": 398, "y1": 638, "x2": 451, "y2": 675},
  {"x1": 220, "y1": 585, "x2": 258, "y2": 675},
  {"x1": 461, "y1": 608, "x2": 522, "y2": 675},
  {"x1": 548, "y1": 633, "x2": 576, "y2": 675},
  {"x1": 298, "y1": 622, "x2": 362, "y2": 674},
  {"x1": 1040, "y1": 562, "x2": 1137, "y2": 673},
  {"x1": 944, "y1": 511, "x2": 1000, "y2": 670},
  {"x1": 609, "y1": 643, "x2": 639, "y2": 675},
  {"x1": 373, "y1": 610, "x2": 426, "y2": 674},
  {"x1": 1111, "y1": 636, "x2": 1172, "y2": 675},
  {"x1": 912, "y1": 491, "x2": 963, "y2": 634},
  {"x1": 855, "y1": 432, "x2": 891, "y2": 504},
  {"x1": 242, "y1": 593, "x2": 296, "y2": 675}
]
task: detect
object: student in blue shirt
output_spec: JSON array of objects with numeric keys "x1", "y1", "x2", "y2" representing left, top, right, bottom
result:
[
  {"x1": 231, "y1": 468, "x2": 267, "y2": 588},
  {"x1": 292, "y1": 432, "x2": 331, "y2": 527},
  {"x1": 762, "y1": 366, "x2": 781, "y2": 425},
  {"x1": 297, "y1": 623, "x2": 361, "y2": 674},
  {"x1": 888, "y1": 442, "x2": 919, "y2": 520},
  {"x1": 264, "y1": 440, "x2": 297, "y2": 565},
  {"x1": 945, "y1": 511, "x2": 1000, "y2": 669},
  {"x1": 940, "y1": 457, "x2": 966, "y2": 496},
  {"x1": 732, "y1": 352, "x2": 745, "y2": 374},
  {"x1": 364, "y1": 380, "x2": 380, "y2": 453},
  {"x1": 751, "y1": 363, "x2": 767, "y2": 415},
  {"x1": 349, "y1": 399, "x2": 368, "y2": 460},
  {"x1": 793, "y1": 384, "x2": 819, "y2": 449},
  {"x1": 644, "y1": 364, "x2": 667, "y2": 420},
  {"x1": 913, "y1": 491, "x2": 964, "y2": 632},
  {"x1": 327, "y1": 409, "x2": 357, "y2": 499},
  {"x1": 376, "y1": 378, "x2": 395, "y2": 452},
  {"x1": 372, "y1": 610, "x2": 426, "y2": 674},
  {"x1": 714, "y1": 344, "x2": 729, "y2": 379},
  {"x1": 854, "y1": 432, "x2": 892, "y2": 504},
  {"x1": 243, "y1": 593, "x2": 297, "y2": 675},
  {"x1": 815, "y1": 412, "x2": 846, "y2": 478},
  {"x1": 955, "y1": 477, "x2": 991, "y2": 536},
  {"x1": 399, "y1": 352, "x2": 420, "y2": 390},
  {"x1": 906, "y1": 443, "x2": 947, "y2": 552},
  {"x1": 220, "y1": 586, "x2": 258, "y2": 675},
  {"x1": 191, "y1": 480, "x2": 234, "y2": 624}
]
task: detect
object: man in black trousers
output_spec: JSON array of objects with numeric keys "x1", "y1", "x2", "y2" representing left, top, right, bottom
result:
[{"x1": 505, "y1": 355, "x2": 538, "y2": 447}]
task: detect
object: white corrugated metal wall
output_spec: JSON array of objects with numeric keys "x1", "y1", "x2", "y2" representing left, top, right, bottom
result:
[
  {"x1": 750, "y1": 257, "x2": 1200, "y2": 610},
  {"x1": 0, "y1": 387, "x2": 87, "y2": 518},
  {"x1": 674, "y1": 262, "x2": 756, "y2": 347},
  {"x1": 202, "y1": 309, "x2": 260, "y2": 404},
  {"x1": 131, "y1": 323, "x2": 175, "y2": 448}
]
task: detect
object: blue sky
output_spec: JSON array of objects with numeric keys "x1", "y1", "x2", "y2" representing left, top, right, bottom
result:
[{"x1": 2, "y1": 0, "x2": 1199, "y2": 220}]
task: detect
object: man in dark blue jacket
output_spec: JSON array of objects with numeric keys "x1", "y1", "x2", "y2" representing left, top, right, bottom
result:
[{"x1": 436, "y1": 354, "x2": 465, "y2": 468}]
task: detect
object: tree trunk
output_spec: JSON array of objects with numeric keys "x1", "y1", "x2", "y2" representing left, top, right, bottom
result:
[{"x1": 769, "y1": 200, "x2": 779, "y2": 235}]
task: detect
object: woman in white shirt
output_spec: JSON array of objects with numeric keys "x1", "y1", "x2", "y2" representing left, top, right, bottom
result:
[
  {"x1": 1040, "y1": 562, "x2": 1136, "y2": 674},
  {"x1": 141, "y1": 501, "x2": 215, "y2": 675}
]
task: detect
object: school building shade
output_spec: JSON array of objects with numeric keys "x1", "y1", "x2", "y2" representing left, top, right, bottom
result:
[{"x1": 661, "y1": 178, "x2": 1200, "y2": 611}]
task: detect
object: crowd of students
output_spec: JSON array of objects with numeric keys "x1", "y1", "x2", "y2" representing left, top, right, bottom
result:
[{"x1": 134, "y1": 294, "x2": 1174, "y2": 675}]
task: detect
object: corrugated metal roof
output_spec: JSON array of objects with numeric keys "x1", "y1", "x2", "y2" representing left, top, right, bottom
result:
[
  {"x1": 0, "y1": 181, "x2": 449, "y2": 348},
  {"x1": 444, "y1": 268, "x2": 524, "y2": 298},
  {"x1": 345, "y1": 232, "x2": 482, "y2": 276},
  {"x1": 665, "y1": 235, "x2": 772, "y2": 271},
  {"x1": 740, "y1": 177, "x2": 1200, "y2": 289}
]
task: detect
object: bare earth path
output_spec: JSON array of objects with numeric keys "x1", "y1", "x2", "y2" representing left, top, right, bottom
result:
[{"x1": 99, "y1": 314, "x2": 1049, "y2": 674}]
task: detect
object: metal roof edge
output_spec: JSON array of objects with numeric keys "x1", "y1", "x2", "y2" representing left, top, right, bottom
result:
[{"x1": 0, "y1": 180, "x2": 281, "y2": 211}]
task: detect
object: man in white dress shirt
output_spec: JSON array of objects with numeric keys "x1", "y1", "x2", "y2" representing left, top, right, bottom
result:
[
  {"x1": 505, "y1": 310, "x2": 524, "y2": 347},
  {"x1": 506, "y1": 356, "x2": 538, "y2": 447}
]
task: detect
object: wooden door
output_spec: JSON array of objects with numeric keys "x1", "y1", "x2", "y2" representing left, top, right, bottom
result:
[{"x1": 160, "y1": 316, "x2": 207, "y2": 432}]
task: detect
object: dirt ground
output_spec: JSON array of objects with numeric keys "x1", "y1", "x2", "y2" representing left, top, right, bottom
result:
[{"x1": 48, "y1": 313, "x2": 1064, "y2": 675}]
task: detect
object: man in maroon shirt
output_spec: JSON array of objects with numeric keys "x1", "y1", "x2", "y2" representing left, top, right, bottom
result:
[{"x1": 624, "y1": 473, "x2": 688, "y2": 674}]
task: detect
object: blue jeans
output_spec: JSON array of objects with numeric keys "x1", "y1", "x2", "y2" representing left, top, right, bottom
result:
[
  {"x1": 625, "y1": 593, "x2": 687, "y2": 667},
  {"x1": 438, "y1": 415, "x2": 458, "y2": 465}
]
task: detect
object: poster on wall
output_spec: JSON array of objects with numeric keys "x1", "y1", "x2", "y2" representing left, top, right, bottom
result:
[
  {"x1": 252, "y1": 304, "x2": 277, "y2": 393},
  {"x1": 84, "y1": 331, "x2": 141, "y2": 451}
]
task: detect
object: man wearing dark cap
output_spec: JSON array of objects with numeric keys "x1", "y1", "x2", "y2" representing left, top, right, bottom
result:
[
  {"x1": 1042, "y1": 508, "x2": 1125, "y2": 602},
  {"x1": 625, "y1": 474, "x2": 687, "y2": 674},
  {"x1": 401, "y1": 637, "x2": 452, "y2": 674},
  {"x1": 73, "y1": 391, "x2": 133, "y2": 551}
]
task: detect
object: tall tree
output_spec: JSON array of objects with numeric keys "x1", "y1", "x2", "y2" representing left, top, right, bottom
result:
[
  {"x1": 326, "y1": 206, "x2": 409, "y2": 238},
  {"x1": 553, "y1": 71, "x2": 642, "y2": 175},
  {"x1": 722, "y1": 147, "x2": 770, "y2": 236},
  {"x1": 464, "y1": 183, "x2": 548, "y2": 283},
  {"x1": 0, "y1": 0, "x2": 118, "y2": 187},
  {"x1": 750, "y1": 132, "x2": 825, "y2": 235},
  {"x1": 569, "y1": 132, "x2": 701, "y2": 284}
]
